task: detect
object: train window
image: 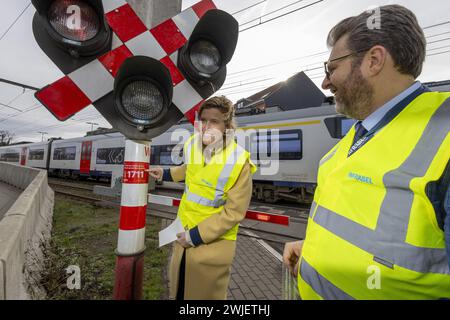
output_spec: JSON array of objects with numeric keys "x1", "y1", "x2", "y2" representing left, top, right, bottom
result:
[
  {"x1": 0, "y1": 152, "x2": 20, "y2": 162},
  {"x1": 324, "y1": 116, "x2": 356, "y2": 139},
  {"x1": 151, "y1": 145, "x2": 183, "y2": 166},
  {"x1": 252, "y1": 130, "x2": 303, "y2": 161},
  {"x1": 96, "y1": 148, "x2": 124, "y2": 165},
  {"x1": 29, "y1": 149, "x2": 44, "y2": 160},
  {"x1": 150, "y1": 146, "x2": 158, "y2": 164},
  {"x1": 53, "y1": 147, "x2": 76, "y2": 160}
]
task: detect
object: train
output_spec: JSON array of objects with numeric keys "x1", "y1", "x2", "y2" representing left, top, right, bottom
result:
[
  {"x1": 0, "y1": 103, "x2": 352, "y2": 203},
  {"x1": 2, "y1": 80, "x2": 447, "y2": 203}
]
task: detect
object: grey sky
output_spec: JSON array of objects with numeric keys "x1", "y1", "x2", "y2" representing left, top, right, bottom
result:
[{"x1": 0, "y1": 0, "x2": 449, "y2": 142}]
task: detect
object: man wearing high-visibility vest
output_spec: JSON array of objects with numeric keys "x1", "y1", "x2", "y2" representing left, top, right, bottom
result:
[
  {"x1": 283, "y1": 4, "x2": 450, "y2": 299},
  {"x1": 150, "y1": 96, "x2": 256, "y2": 300}
]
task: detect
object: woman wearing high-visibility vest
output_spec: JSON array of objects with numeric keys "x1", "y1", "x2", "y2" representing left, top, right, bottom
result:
[{"x1": 149, "y1": 96, "x2": 257, "y2": 300}]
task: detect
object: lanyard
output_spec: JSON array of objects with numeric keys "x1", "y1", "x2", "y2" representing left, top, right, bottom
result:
[{"x1": 347, "y1": 85, "x2": 430, "y2": 157}]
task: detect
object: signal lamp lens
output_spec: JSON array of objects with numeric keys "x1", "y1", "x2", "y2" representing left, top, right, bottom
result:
[
  {"x1": 48, "y1": 0, "x2": 100, "y2": 42},
  {"x1": 189, "y1": 40, "x2": 221, "y2": 75},
  {"x1": 121, "y1": 81, "x2": 165, "y2": 124}
]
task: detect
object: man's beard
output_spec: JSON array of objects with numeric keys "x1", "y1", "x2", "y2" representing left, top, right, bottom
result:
[{"x1": 335, "y1": 66, "x2": 374, "y2": 120}]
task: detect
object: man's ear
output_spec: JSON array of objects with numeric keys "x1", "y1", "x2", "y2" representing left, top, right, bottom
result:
[{"x1": 364, "y1": 45, "x2": 388, "y2": 77}]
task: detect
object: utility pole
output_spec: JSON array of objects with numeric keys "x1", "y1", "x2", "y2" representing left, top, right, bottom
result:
[
  {"x1": 86, "y1": 122, "x2": 99, "y2": 132},
  {"x1": 38, "y1": 131, "x2": 47, "y2": 142},
  {"x1": 113, "y1": 0, "x2": 182, "y2": 301}
]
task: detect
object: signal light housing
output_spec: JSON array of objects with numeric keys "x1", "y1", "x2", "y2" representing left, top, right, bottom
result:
[
  {"x1": 110, "y1": 56, "x2": 175, "y2": 134},
  {"x1": 177, "y1": 9, "x2": 239, "y2": 99},
  {"x1": 32, "y1": 0, "x2": 112, "y2": 72},
  {"x1": 32, "y1": 0, "x2": 239, "y2": 141}
]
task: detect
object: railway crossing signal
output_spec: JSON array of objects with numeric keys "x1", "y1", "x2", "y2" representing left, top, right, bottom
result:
[
  {"x1": 32, "y1": 0, "x2": 239, "y2": 140},
  {"x1": 31, "y1": 0, "x2": 239, "y2": 301}
]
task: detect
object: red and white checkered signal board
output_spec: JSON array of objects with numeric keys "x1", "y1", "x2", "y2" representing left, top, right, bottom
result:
[{"x1": 35, "y1": 0, "x2": 218, "y2": 123}]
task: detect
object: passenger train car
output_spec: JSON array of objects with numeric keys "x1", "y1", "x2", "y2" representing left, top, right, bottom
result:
[
  {"x1": 0, "y1": 102, "x2": 353, "y2": 203},
  {"x1": 2, "y1": 80, "x2": 448, "y2": 203}
]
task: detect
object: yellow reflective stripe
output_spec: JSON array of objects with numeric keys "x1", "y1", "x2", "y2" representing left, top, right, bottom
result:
[
  {"x1": 300, "y1": 259, "x2": 355, "y2": 300},
  {"x1": 185, "y1": 191, "x2": 226, "y2": 208},
  {"x1": 311, "y1": 98, "x2": 450, "y2": 275},
  {"x1": 183, "y1": 141, "x2": 248, "y2": 209}
]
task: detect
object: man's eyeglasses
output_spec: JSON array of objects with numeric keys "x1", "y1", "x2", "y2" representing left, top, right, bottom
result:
[{"x1": 324, "y1": 49, "x2": 369, "y2": 80}]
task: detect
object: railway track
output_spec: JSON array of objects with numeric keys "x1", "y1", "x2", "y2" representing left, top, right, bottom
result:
[
  {"x1": 50, "y1": 179, "x2": 311, "y2": 215},
  {"x1": 51, "y1": 183, "x2": 303, "y2": 246},
  {"x1": 154, "y1": 182, "x2": 312, "y2": 222}
]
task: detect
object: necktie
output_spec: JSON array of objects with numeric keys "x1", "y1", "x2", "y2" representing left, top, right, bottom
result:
[{"x1": 353, "y1": 121, "x2": 368, "y2": 145}]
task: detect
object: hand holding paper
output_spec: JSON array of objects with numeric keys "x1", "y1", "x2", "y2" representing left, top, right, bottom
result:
[{"x1": 158, "y1": 217, "x2": 185, "y2": 248}]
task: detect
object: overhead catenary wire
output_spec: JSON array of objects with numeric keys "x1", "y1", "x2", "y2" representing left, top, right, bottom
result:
[
  {"x1": 0, "y1": 104, "x2": 41, "y2": 124},
  {"x1": 231, "y1": 0, "x2": 268, "y2": 16},
  {"x1": 427, "y1": 49, "x2": 450, "y2": 57},
  {"x1": 4, "y1": 4, "x2": 450, "y2": 137},
  {"x1": 427, "y1": 37, "x2": 450, "y2": 45},
  {"x1": 239, "y1": 0, "x2": 325, "y2": 33},
  {"x1": 427, "y1": 44, "x2": 450, "y2": 52},
  {"x1": 426, "y1": 31, "x2": 450, "y2": 39},
  {"x1": 227, "y1": 51, "x2": 329, "y2": 78},
  {"x1": 221, "y1": 77, "x2": 275, "y2": 91},
  {"x1": 11, "y1": 116, "x2": 105, "y2": 136},
  {"x1": 6, "y1": 88, "x2": 26, "y2": 105},
  {"x1": 0, "y1": 78, "x2": 39, "y2": 91},
  {"x1": 423, "y1": 21, "x2": 450, "y2": 30},
  {"x1": 227, "y1": 21, "x2": 449, "y2": 81},
  {"x1": 223, "y1": 44, "x2": 450, "y2": 99},
  {"x1": 223, "y1": 34, "x2": 450, "y2": 88},
  {"x1": 0, "y1": 3, "x2": 31, "y2": 41},
  {"x1": 239, "y1": 0, "x2": 307, "y2": 27},
  {"x1": 0, "y1": 101, "x2": 22, "y2": 112}
]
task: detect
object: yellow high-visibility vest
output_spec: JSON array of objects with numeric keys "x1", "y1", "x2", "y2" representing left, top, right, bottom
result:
[
  {"x1": 299, "y1": 92, "x2": 450, "y2": 299},
  {"x1": 178, "y1": 134, "x2": 257, "y2": 241}
]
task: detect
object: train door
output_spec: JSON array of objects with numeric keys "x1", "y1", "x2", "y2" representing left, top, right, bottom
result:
[
  {"x1": 20, "y1": 147, "x2": 27, "y2": 166},
  {"x1": 80, "y1": 141, "x2": 92, "y2": 175}
]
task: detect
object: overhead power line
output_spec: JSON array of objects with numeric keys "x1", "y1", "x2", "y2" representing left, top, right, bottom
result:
[
  {"x1": 221, "y1": 78, "x2": 275, "y2": 91},
  {"x1": 0, "y1": 78, "x2": 39, "y2": 91},
  {"x1": 228, "y1": 51, "x2": 329, "y2": 77},
  {"x1": 232, "y1": 0, "x2": 268, "y2": 16},
  {"x1": 0, "y1": 104, "x2": 40, "y2": 123},
  {"x1": 426, "y1": 31, "x2": 450, "y2": 39},
  {"x1": 240, "y1": 0, "x2": 306, "y2": 27},
  {"x1": 240, "y1": 0, "x2": 325, "y2": 33},
  {"x1": 428, "y1": 44, "x2": 450, "y2": 52},
  {"x1": 0, "y1": 3, "x2": 31, "y2": 41},
  {"x1": 225, "y1": 34, "x2": 450, "y2": 86},
  {"x1": 427, "y1": 37, "x2": 450, "y2": 45},
  {"x1": 423, "y1": 21, "x2": 450, "y2": 30},
  {"x1": 427, "y1": 49, "x2": 450, "y2": 57},
  {"x1": 0, "y1": 102, "x2": 22, "y2": 112}
]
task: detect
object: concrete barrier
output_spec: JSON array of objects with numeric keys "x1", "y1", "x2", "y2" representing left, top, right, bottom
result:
[{"x1": 0, "y1": 163, "x2": 54, "y2": 300}]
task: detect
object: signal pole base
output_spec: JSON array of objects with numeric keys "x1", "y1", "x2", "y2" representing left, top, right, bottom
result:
[{"x1": 113, "y1": 252, "x2": 145, "y2": 300}]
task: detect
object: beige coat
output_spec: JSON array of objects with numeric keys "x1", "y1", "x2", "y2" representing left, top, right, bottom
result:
[{"x1": 168, "y1": 161, "x2": 253, "y2": 300}]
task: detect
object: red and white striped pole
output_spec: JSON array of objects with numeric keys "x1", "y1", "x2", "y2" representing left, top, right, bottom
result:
[{"x1": 113, "y1": 139, "x2": 151, "y2": 300}]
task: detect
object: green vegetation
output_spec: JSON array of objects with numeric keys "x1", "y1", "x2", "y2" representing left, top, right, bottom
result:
[{"x1": 38, "y1": 196, "x2": 170, "y2": 300}]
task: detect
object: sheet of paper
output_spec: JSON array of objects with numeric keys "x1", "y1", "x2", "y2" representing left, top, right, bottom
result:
[{"x1": 158, "y1": 217, "x2": 185, "y2": 248}]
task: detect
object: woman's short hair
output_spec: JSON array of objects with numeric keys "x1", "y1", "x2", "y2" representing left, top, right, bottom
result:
[{"x1": 198, "y1": 96, "x2": 237, "y2": 130}]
